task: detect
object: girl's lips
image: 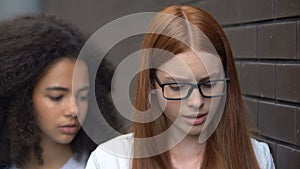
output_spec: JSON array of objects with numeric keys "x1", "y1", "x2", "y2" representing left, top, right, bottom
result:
[
  {"x1": 182, "y1": 113, "x2": 208, "y2": 125},
  {"x1": 59, "y1": 125, "x2": 79, "y2": 134}
]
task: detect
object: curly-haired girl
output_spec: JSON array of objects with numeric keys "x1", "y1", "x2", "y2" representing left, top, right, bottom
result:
[{"x1": 0, "y1": 14, "x2": 99, "y2": 169}]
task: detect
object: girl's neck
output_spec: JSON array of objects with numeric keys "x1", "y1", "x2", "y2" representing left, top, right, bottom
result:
[
  {"x1": 23, "y1": 137, "x2": 73, "y2": 169},
  {"x1": 170, "y1": 134, "x2": 206, "y2": 169}
]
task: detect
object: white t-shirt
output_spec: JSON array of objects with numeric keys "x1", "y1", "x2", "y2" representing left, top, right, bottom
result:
[
  {"x1": 9, "y1": 152, "x2": 88, "y2": 169},
  {"x1": 85, "y1": 133, "x2": 275, "y2": 169}
]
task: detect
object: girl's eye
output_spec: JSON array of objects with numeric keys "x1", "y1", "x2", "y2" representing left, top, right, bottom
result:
[
  {"x1": 169, "y1": 84, "x2": 187, "y2": 91},
  {"x1": 77, "y1": 95, "x2": 89, "y2": 102},
  {"x1": 203, "y1": 81, "x2": 217, "y2": 88},
  {"x1": 48, "y1": 95, "x2": 63, "y2": 101}
]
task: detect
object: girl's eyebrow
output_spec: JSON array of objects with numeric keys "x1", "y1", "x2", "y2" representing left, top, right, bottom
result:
[
  {"x1": 163, "y1": 72, "x2": 221, "y2": 82},
  {"x1": 200, "y1": 72, "x2": 220, "y2": 81},
  {"x1": 46, "y1": 86, "x2": 89, "y2": 93},
  {"x1": 77, "y1": 86, "x2": 90, "y2": 93},
  {"x1": 46, "y1": 86, "x2": 69, "y2": 92},
  {"x1": 164, "y1": 76, "x2": 186, "y2": 82}
]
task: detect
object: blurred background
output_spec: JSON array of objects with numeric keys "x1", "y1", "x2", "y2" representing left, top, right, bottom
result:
[{"x1": 0, "y1": 0, "x2": 299, "y2": 168}]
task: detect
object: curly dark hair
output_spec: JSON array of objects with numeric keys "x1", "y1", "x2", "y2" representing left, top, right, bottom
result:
[{"x1": 0, "y1": 14, "x2": 102, "y2": 167}]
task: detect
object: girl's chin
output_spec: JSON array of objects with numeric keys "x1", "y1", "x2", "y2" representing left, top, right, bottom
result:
[{"x1": 172, "y1": 124, "x2": 203, "y2": 136}]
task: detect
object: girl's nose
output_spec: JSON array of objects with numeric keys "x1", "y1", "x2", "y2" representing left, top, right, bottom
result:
[
  {"x1": 186, "y1": 87, "x2": 204, "y2": 109},
  {"x1": 64, "y1": 97, "x2": 78, "y2": 118}
]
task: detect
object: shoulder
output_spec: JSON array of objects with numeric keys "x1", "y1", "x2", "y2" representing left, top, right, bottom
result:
[
  {"x1": 85, "y1": 133, "x2": 133, "y2": 169},
  {"x1": 100, "y1": 133, "x2": 133, "y2": 152},
  {"x1": 251, "y1": 138, "x2": 275, "y2": 169}
]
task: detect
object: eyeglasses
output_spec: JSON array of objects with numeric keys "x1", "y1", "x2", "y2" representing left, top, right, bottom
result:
[{"x1": 152, "y1": 73, "x2": 230, "y2": 100}]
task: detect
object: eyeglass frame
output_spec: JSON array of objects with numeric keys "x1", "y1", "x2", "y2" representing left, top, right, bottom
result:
[{"x1": 150, "y1": 70, "x2": 230, "y2": 100}]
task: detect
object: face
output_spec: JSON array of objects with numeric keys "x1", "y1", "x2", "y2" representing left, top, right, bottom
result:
[
  {"x1": 153, "y1": 50, "x2": 225, "y2": 136},
  {"x1": 32, "y1": 58, "x2": 89, "y2": 144}
]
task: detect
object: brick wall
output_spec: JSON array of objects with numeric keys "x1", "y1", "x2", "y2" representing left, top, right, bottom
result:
[
  {"x1": 42, "y1": 0, "x2": 300, "y2": 168},
  {"x1": 194, "y1": 0, "x2": 300, "y2": 168}
]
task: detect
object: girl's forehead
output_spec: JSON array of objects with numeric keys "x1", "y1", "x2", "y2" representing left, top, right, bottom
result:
[{"x1": 156, "y1": 50, "x2": 223, "y2": 79}]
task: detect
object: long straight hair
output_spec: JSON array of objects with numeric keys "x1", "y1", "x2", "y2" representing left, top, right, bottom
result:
[{"x1": 132, "y1": 5, "x2": 260, "y2": 169}]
